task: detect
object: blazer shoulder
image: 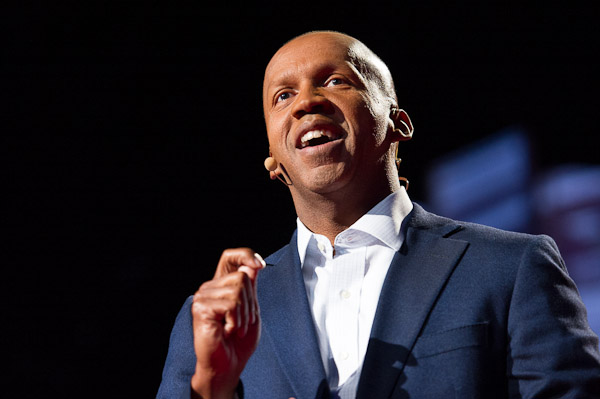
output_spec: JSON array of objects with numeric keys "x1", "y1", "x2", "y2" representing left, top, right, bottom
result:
[{"x1": 411, "y1": 202, "x2": 557, "y2": 250}]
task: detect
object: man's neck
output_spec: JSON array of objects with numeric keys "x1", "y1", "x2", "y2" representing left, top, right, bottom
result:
[{"x1": 292, "y1": 183, "x2": 398, "y2": 245}]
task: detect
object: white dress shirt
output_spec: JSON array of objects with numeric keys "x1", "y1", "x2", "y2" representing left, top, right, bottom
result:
[{"x1": 297, "y1": 188, "x2": 413, "y2": 398}]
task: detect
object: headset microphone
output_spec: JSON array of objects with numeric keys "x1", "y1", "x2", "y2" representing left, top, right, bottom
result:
[
  {"x1": 264, "y1": 156, "x2": 292, "y2": 186},
  {"x1": 264, "y1": 157, "x2": 278, "y2": 172}
]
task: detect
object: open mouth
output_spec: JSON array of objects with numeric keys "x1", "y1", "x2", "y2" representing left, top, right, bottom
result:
[{"x1": 298, "y1": 129, "x2": 338, "y2": 149}]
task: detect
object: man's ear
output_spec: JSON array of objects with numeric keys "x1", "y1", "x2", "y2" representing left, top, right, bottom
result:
[{"x1": 390, "y1": 108, "x2": 414, "y2": 141}]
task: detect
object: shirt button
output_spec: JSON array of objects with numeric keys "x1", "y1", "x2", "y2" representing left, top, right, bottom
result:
[
  {"x1": 317, "y1": 242, "x2": 326, "y2": 252},
  {"x1": 340, "y1": 289, "x2": 351, "y2": 299},
  {"x1": 339, "y1": 351, "x2": 349, "y2": 360}
]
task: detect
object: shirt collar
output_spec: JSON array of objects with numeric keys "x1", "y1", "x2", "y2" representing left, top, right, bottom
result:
[{"x1": 296, "y1": 187, "x2": 413, "y2": 264}]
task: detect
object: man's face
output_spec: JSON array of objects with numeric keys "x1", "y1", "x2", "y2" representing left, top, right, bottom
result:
[{"x1": 262, "y1": 33, "x2": 394, "y2": 195}]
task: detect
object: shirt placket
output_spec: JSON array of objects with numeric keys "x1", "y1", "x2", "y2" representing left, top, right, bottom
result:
[{"x1": 327, "y1": 232, "x2": 366, "y2": 386}]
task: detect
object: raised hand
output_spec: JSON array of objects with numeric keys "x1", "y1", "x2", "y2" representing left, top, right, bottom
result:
[{"x1": 190, "y1": 248, "x2": 266, "y2": 399}]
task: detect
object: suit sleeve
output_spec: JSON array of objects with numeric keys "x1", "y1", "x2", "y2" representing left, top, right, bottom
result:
[
  {"x1": 507, "y1": 235, "x2": 600, "y2": 398},
  {"x1": 156, "y1": 296, "x2": 196, "y2": 399}
]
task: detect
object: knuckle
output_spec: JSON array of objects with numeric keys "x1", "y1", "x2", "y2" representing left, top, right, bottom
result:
[
  {"x1": 191, "y1": 300, "x2": 208, "y2": 318},
  {"x1": 222, "y1": 271, "x2": 248, "y2": 289},
  {"x1": 196, "y1": 280, "x2": 213, "y2": 293}
]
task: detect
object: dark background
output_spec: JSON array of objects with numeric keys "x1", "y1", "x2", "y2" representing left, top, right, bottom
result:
[{"x1": 4, "y1": 2, "x2": 598, "y2": 397}]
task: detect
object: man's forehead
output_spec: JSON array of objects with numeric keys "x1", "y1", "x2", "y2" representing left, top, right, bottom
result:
[{"x1": 265, "y1": 34, "x2": 353, "y2": 75}]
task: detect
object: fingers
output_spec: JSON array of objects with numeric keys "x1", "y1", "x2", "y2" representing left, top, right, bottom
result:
[
  {"x1": 194, "y1": 272, "x2": 256, "y2": 338},
  {"x1": 214, "y1": 248, "x2": 266, "y2": 281},
  {"x1": 190, "y1": 248, "x2": 265, "y2": 397},
  {"x1": 193, "y1": 248, "x2": 264, "y2": 343},
  {"x1": 213, "y1": 248, "x2": 264, "y2": 333}
]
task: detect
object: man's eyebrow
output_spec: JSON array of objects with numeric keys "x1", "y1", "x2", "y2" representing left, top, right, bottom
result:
[
  {"x1": 267, "y1": 70, "x2": 298, "y2": 90},
  {"x1": 267, "y1": 62, "x2": 361, "y2": 91}
]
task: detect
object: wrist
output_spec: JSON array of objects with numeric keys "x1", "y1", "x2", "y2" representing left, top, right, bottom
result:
[{"x1": 190, "y1": 371, "x2": 239, "y2": 399}]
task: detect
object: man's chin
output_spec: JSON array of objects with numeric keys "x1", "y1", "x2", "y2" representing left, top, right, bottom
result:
[{"x1": 294, "y1": 165, "x2": 352, "y2": 195}]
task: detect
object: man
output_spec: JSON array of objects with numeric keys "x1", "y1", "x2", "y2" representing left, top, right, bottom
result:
[{"x1": 157, "y1": 31, "x2": 600, "y2": 398}]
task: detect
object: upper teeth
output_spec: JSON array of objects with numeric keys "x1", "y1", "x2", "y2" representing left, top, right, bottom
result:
[{"x1": 301, "y1": 130, "x2": 328, "y2": 144}]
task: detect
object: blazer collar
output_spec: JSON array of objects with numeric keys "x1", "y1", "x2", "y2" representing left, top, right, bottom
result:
[{"x1": 357, "y1": 204, "x2": 469, "y2": 398}]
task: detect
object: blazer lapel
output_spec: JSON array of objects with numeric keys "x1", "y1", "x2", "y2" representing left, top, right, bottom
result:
[
  {"x1": 357, "y1": 205, "x2": 469, "y2": 398},
  {"x1": 257, "y1": 233, "x2": 329, "y2": 398}
]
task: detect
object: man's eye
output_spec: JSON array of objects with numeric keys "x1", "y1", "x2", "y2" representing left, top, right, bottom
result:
[
  {"x1": 326, "y1": 77, "x2": 345, "y2": 86},
  {"x1": 276, "y1": 92, "x2": 292, "y2": 103}
]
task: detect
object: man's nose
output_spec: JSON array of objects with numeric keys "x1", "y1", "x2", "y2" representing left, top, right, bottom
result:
[{"x1": 291, "y1": 87, "x2": 334, "y2": 119}]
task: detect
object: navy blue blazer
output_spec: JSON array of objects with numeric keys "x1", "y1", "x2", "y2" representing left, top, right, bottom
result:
[{"x1": 157, "y1": 204, "x2": 600, "y2": 398}]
